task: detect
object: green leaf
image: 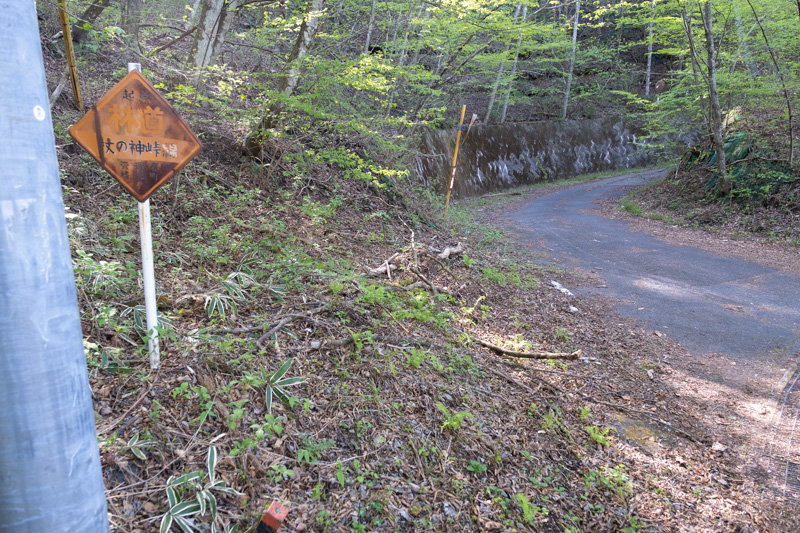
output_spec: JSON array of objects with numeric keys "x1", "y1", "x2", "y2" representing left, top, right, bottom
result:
[
  {"x1": 168, "y1": 471, "x2": 203, "y2": 487},
  {"x1": 127, "y1": 434, "x2": 140, "y2": 447},
  {"x1": 265, "y1": 385, "x2": 273, "y2": 413},
  {"x1": 171, "y1": 500, "x2": 202, "y2": 517},
  {"x1": 207, "y1": 490, "x2": 218, "y2": 519},
  {"x1": 167, "y1": 486, "x2": 178, "y2": 508},
  {"x1": 196, "y1": 490, "x2": 207, "y2": 516},
  {"x1": 160, "y1": 513, "x2": 173, "y2": 533},
  {"x1": 270, "y1": 359, "x2": 294, "y2": 382},
  {"x1": 207, "y1": 446, "x2": 218, "y2": 480},
  {"x1": 275, "y1": 376, "x2": 306, "y2": 387},
  {"x1": 131, "y1": 446, "x2": 147, "y2": 461},
  {"x1": 173, "y1": 515, "x2": 197, "y2": 533},
  {"x1": 272, "y1": 386, "x2": 291, "y2": 406}
]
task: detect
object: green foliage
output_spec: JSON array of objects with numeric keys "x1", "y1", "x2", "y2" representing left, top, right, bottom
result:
[
  {"x1": 242, "y1": 358, "x2": 307, "y2": 414},
  {"x1": 513, "y1": 493, "x2": 547, "y2": 525},
  {"x1": 435, "y1": 402, "x2": 474, "y2": 431},
  {"x1": 159, "y1": 446, "x2": 242, "y2": 533},
  {"x1": 585, "y1": 425, "x2": 615, "y2": 447},
  {"x1": 466, "y1": 460, "x2": 487, "y2": 476}
]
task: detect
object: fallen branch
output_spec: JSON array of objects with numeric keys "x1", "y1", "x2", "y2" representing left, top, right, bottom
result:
[
  {"x1": 366, "y1": 263, "x2": 397, "y2": 277},
  {"x1": 147, "y1": 25, "x2": 198, "y2": 57},
  {"x1": 437, "y1": 243, "x2": 463, "y2": 260},
  {"x1": 476, "y1": 338, "x2": 581, "y2": 360}
]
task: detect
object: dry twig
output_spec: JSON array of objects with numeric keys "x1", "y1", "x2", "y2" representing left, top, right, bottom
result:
[{"x1": 475, "y1": 338, "x2": 581, "y2": 360}]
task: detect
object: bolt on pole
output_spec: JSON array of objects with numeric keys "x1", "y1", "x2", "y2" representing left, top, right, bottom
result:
[{"x1": 129, "y1": 62, "x2": 161, "y2": 369}]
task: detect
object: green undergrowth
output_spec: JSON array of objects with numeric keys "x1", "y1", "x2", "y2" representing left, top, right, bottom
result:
[
  {"x1": 64, "y1": 150, "x2": 694, "y2": 532},
  {"x1": 622, "y1": 132, "x2": 800, "y2": 244}
]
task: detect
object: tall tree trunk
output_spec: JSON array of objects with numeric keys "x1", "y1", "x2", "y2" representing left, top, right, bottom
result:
[
  {"x1": 745, "y1": 0, "x2": 795, "y2": 165},
  {"x1": 485, "y1": 3, "x2": 522, "y2": 123},
  {"x1": 500, "y1": 4, "x2": 527, "y2": 124},
  {"x1": 121, "y1": 0, "x2": 143, "y2": 55},
  {"x1": 190, "y1": 0, "x2": 242, "y2": 69},
  {"x1": 363, "y1": 0, "x2": 377, "y2": 55},
  {"x1": 560, "y1": 0, "x2": 580, "y2": 120},
  {"x1": 701, "y1": 0, "x2": 730, "y2": 195},
  {"x1": 71, "y1": 0, "x2": 111, "y2": 43},
  {"x1": 645, "y1": 0, "x2": 654, "y2": 96},
  {"x1": 207, "y1": 0, "x2": 242, "y2": 67},
  {"x1": 681, "y1": 5, "x2": 710, "y2": 137},
  {"x1": 244, "y1": 0, "x2": 326, "y2": 156}
]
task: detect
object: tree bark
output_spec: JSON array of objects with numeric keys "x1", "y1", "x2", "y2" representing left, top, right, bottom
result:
[
  {"x1": 644, "y1": 0, "x2": 654, "y2": 96},
  {"x1": 71, "y1": 0, "x2": 111, "y2": 43},
  {"x1": 560, "y1": 0, "x2": 580, "y2": 120},
  {"x1": 485, "y1": 3, "x2": 522, "y2": 124},
  {"x1": 121, "y1": 0, "x2": 143, "y2": 55},
  {"x1": 745, "y1": 0, "x2": 794, "y2": 166},
  {"x1": 500, "y1": 4, "x2": 527, "y2": 124},
  {"x1": 363, "y1": 0, "x2": 377, "y2": 55},
  {"x1": 701, "y1": 0, "x2": 730, "y2": 195},
  {"x1": 189, "y1": 0, "x2": 242, "y2": 68}
]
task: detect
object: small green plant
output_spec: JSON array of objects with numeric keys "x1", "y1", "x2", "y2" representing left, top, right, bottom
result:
[
  {"x1": 124, "y1": 433, "x2": 157, "y2": 461},
  {"x1": 622, "y1": 199, "x2": 643, "y2": 216},
  {"x1": 297, "y1": 434, "x2": 335, "y2": 464},
  {"x1": 405, "y1": 348, "x2": 426, "y2": 369},
  {"x1": 159, "y1": 446, "x2": 242, "y2": 533},
  {"x1": 466, "y1": 460, "x2": 487, "y2": 476},
  {"x1": 242, "y1": 358, "x2": 307, "y2": 413},
  {"x1": 269, "y1": 463, "x2": 295, "y2": 482},
  {"x1": 436, "y1": 402, "x2": 473, "y2": 431},
  {"x1": 585, "y1": 425, "x2": 614, "y2": 447},
  {"x1": 555, "y1": 327, "x2": 573, "y2": 343},
  {"x1": 513, "y1": 493, "x2": 547, "y2": 525},
  {"x1": 578, "y1": 406, "x2": 592, "y2": 422}
]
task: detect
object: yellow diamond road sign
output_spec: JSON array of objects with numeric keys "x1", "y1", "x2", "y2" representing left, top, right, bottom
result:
[{"x1": 69, "y1": 70, "x2": 201, "y2": 202}]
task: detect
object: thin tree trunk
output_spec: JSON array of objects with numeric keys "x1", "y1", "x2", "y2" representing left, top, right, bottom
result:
[
  {"x1": 363, "y1": 0, "x2": 377, "y2": 54},
  {"x1": 745, "y1": 0, "x2": 794, "y2": 165},
  {"x1": 645, "y1": 0, "x2": 654, "y2": 96},
  {"x1": 279, "y1": 0, "x2": 326, "y2": 96},
  {"x1": 701, "y1": 0, "x2": 730, "y2": 194},
  {"x1": 485, "y1": 3, "x2": 522, "y2": 123},
  {"x1": 681, "y1": 4, "x2": 710, "y2": 136},
  {"x1": 190, "y1": 0, "x2": 223, "y2": 68},
  {"x1": 560, "y1": 0, "x2": 580, "y2": 120},
  {"x1": 121, "y1": 0, "x2": 143, "y2": 55},
  {"x1": 72, "y1": 0, "x2": 111, "y2": 43},
  {"x1": 244, "y1": 0, "x2": 326, "y2": 156},
  {"x1": 408, "y1": 7, "x2": 431, "y2": 66},
  {"x1": 500, "y1": 4, "x2": 527, "y2": 124},
  {"x1": 207, "y1": 0, "x2": 242, "y2": 66}
]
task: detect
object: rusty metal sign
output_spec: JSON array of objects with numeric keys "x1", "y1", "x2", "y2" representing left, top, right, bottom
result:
[{"x1": 69, "y1": 70, "x2": 201, "y2": 202}]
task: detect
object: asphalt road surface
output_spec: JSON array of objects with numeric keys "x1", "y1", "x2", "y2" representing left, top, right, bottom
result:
[{"x1": 504, "y1": 169, "x2": 800, "y2": 361}]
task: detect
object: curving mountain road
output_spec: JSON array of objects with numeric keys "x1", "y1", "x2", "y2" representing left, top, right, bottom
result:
[{"x1": 502, "y1": 168, "x2": 800, "y2": 361}]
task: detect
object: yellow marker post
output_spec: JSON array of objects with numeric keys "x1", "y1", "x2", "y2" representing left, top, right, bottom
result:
[
  {"x1": 443, "y1": 105, "x2": 467, "y2": 219},
  {"x1": 58, "y1": 0, "x2": 83, "y2": 111}
]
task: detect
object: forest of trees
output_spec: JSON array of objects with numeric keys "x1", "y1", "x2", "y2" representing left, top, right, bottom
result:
[{"x1": 53, "y1": 0, "x2": 800, "y2": 188}]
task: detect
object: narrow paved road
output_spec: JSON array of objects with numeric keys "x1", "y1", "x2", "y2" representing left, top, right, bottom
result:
[{"x1": 503, "y1": 169, "x2": 800, "y2": 361}]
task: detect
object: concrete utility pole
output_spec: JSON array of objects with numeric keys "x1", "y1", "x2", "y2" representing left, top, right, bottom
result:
[{"x1": 0, "y1": 2, "x2": 110, "y2": 531}]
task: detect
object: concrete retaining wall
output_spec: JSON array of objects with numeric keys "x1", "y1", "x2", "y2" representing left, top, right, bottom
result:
[{"x1": 415, "y1": 117, "x2": 673, "y2": 199}]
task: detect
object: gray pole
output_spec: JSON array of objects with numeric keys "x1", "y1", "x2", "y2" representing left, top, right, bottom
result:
[{"x1": 0, "y1": 2, "x2": 109, "y2": 532}]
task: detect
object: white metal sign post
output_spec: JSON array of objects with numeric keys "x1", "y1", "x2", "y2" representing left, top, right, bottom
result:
[
  {"x1": 128, "y1": 62, "x2": 161, "y2": 368},
  {"x1": 69, "y1": 63, "x2": 202, "y2": 370}
]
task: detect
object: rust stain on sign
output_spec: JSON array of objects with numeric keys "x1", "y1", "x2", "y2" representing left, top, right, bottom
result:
[{"x1": 69, "y1": 70, "x2": 201, "y2": 202}]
